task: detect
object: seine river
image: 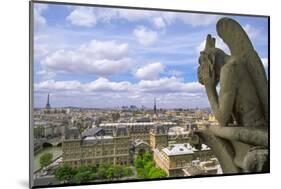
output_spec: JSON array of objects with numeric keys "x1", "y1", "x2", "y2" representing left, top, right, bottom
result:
[{"x1": 34, "y1": 146, "x2": 62, "y2": 172}]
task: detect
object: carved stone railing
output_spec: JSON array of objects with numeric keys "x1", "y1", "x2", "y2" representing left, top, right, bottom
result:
[{"x1": 195, "y1": 126, "x2": 268, "y2": 173}]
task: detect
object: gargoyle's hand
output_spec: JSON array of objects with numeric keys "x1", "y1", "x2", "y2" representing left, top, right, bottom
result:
[
  {"x1": 198, "y1": 65, "x2": 204, "y2": 85},
  {"x1": 201, "y1": 61, "x2": 216, "y2": 88}
]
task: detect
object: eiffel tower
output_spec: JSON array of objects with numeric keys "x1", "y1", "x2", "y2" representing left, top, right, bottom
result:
[
  {"x1": 153, "y1": 97, "x2": 157, "y2": 115},
  {"x1": 45, "y1": 93, "x2": 51, "y2": 109}
]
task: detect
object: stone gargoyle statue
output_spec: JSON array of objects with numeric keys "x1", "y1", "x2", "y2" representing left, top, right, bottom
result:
[{"x1": 197, "y1": 17, "x2": 268, "y2": 173}]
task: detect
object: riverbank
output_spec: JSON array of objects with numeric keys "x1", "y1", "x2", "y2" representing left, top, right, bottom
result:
[{"x1": 34, "y1": 146, "x2": 62, "y2": 172}]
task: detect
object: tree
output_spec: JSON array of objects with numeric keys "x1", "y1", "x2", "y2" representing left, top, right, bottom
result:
[
  {"x1": 134, "y1": 156, "x2": 144, "y2": 169},
  {"x1": 97, "y1": 164, "x2": 108, "y2": 179},
  {"x1": 134, "y1": 152, "x2": 167, "y2": 179},
  {"x1": 89, "y1": 172, "x2": 97, "y2": 180},
  {"x1": 54, "y1": 164, "x2": 75, "y2": 183},
  {"x1": 74, "y1": 171, "x2": 91, "y2": 183},
  {"x1": 143, "y1": 152, "x2": 152, "y2": 162},
  {"x1": 148, "y1": 167, "x2": 167, "y2": 179},
  {"x1": 106, "y1": 166, "x2": 115, "y2": 180},
  {"x1": 114, "y1": 165, "x2": 124, "y2": 178},
  {"x1": 77, "y1": 165, "x2": 92, "y2": 173},
  {"x1": 144, "y1": 161, "x2": 154, "y2": 172},
  {"x1": 124, "y1": 166, "x2": 133, "y2": 177},
  {"x1": 136, "y1": 168, "x2": 145, "y2": 179},
  {"x1": 39, "y1": 153, "x2": 53, "y2": 168}
]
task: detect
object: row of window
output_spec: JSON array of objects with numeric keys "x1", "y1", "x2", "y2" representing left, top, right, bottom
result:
[{"x1": 66, "y1": 156, "x2": 131, "y2": 167}]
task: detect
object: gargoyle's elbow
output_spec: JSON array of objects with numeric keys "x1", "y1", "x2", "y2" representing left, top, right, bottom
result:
[{"x1": 216, "y1": 114, "x2": 228, "y2": 127}]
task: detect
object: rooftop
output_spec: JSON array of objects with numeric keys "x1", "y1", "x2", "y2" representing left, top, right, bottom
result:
[
  {"x1": 82, "y1": 127, "x2": 104, "y2": 138},
  {"x1": 84, "y1": 135, "x2": 113, "y2": 141},
  {"x1": 162, "y1": 143, "x2": 194, "y2": 156},
  {"x1": 99, "y1": 122, "x2": 176, "y2": 127}
]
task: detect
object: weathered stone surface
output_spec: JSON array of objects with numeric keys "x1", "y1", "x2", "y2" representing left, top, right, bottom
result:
[{"x1": 197, "y1": 17, "x2": 268, "y2": 173}]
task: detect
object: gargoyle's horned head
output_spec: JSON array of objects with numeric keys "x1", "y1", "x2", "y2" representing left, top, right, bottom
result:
[{"x1": 205, "y1": 34, "x2": 216, "y2": 50}]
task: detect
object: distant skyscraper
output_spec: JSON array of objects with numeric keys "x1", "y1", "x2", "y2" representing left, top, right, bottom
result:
[
  {"x1": 45, "y1": 93, "x2": 51, "y2": 109},
  {"x1": 153, "y1": 98, "x2": 157, "y2": 115}
]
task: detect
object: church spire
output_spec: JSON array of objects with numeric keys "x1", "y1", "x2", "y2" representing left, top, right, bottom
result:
[{"x1": 153, "y1": 97, "x2": 157, "y2": 115}]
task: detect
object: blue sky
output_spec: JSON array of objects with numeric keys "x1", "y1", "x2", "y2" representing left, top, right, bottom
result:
[{"x1": 33, "y1": 3, "x2": 268, "y2": 109}]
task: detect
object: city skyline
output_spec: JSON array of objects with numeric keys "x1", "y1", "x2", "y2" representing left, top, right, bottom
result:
[
  {"x1": 33, "y1": 3, "x2": 268, "y2": 108},
  {"x1": 38, "y1": 93, "x2": 213, "y2": 110}
]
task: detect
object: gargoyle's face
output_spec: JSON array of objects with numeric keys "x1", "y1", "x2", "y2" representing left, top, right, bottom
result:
[
  {"x1": 198, "y1": 49, "x2": 223, "y2": 86},
  {"x1": 198, "y1": 54, "x2": 207, "y2": 85}
]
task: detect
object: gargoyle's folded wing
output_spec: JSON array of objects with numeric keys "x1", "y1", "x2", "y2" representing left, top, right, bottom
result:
[{"x1": 216, "y1": 17, "x2": 268, "y2": 124}]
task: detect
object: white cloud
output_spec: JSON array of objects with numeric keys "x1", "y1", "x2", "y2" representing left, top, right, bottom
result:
[
  {"x1": 153, "y1": 17, "x2": 166, "y2": 29},
  {"x1": 117, "y1": 9, "x2": 156, "y2": 22},
  {"x1": 35, "y1": 80, "x2": 82, "y2": 91},
  {"x1": 35, "y1": 78, "x2": 132, "y2": 93},
  {"x1": 34, "y1": 4, "x2": 48, "y2": 30},
  {"x1": 66, "y1": 7, "x2": 153, "y2": 27},
  {"x1": 37, "y1": 70, "x2": 56, "y2": 80},
  {"x1": 35, "y1": 77, "x2": 204, "y2": 95},
  {"x1": 133, "y1": 26, "x2": 158, "y2": 46},
  {"x1": 167, "y1": 69, "x2": 183, "y2": 77},
  {"x1": 34, "y1": 77, "x2": 207, "y2": 108},
  {"x1": 79, "y1": 40, "x2": 129, "y2": 60},
  {"x1": 119, "y1": 11, "x2": 218, "y2": 29},
  {"x1": 85, "y1": 78, "x2": 132, "y2": 92},
  {"x1": 113, "y1": 10, "x2": 173, "y2": 29},
  {"x1": 34, "y1": 44, "x2": 48, "y2": 58},
  {"x1": 117, "y1": 11, "x2": 217, "y2": 29},
  {"x1": 179, "y1": 13, "x2": 219, "y2": 27},
  {"x1": 138, "y1": 77, "x2": 204, "y2": 93},
  {"x1": 66, "y1": 7, "x2": 97, "y2": 27},
  {"x1": 41, "y1": 40, "x2": 132, "y2": 76},
  {"x1": 135, "y1": 62, "x2": 164, "y2": 80},
  {"x1": 34, "y1": 35, "x2": 49, "y2": 58},
  {"x1": 66, "y1": 7, "x2": 217, "y2": 30},
  {"x1": 243, "y1": 24, "x2": 260, "y2": 39}
]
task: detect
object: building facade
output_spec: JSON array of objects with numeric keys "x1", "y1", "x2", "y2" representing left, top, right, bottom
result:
[
  {"x1": 62, "y1": 126, "x2": 131, "y2": 168},
  {"x1": 153, "y1": 143, "x2": 214, "y2": 177},
  {"x1": 62, "y1": 122, "x2": 213, "y2": 172}
]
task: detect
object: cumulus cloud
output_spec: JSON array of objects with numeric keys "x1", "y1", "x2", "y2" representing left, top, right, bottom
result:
[
  {"x1": 35, "y1": 80, "x2": 82, "y2": 92},
  {"x1": 167, "y1": 70, "x2": 183, "y2": 77},
  {"x1": 138, "y1": 77, "x2": 204, "y2": 93},
  {"x1": 133, "y1": 26, "x2": 158, "y2": 46},
  {"x1": 66, "y1": 7, "x2": 218, "y2": 30},
  {"x1": 153, "y1": 17, "x2": 166, "y2": 29},
  {"x1": 41, "y1": 40, "x2": 132, "y2": 76},
  {"x1": 179, "y1": 13, "x2": 219, "y2": 27},
  {"x1": 34, "y1": 4, "x2": 48, "y2": 30},
  {"x1": 118, "y1": 11, "x2": 218, "y2": 28},
  {"x1": 35, "y1": 78, "x2": 132, "y2": 93},
  {"x1": 135, "y1": 62, "x2": 164, "y2": 80},
  {"x1": 85, "y1": 78, "x2": 132, "y2": 92},
  {"x1": 243, "y1": 24, "x2": 260, "y2": 39},
  {"x1": 34, "y1": 75, "x2": 208, "y2": 109},
  {"x1": 66, "y1": 7, "x2": 97, "y2": 27},
  {"x1": 118, "y1": 11, "x2": 218, "y2": 29},
  {"x1": 35, "y1": 76, "x2": 204, "y2": 95},
  {"x1": 66, "y1": 7, "x2": 152, "y2": 27},
  {"x1": 34, "y1": 34, "x2": 49, "y2": 59},
  {"x1": 79, "y1": 40, "x2": 129, "y2": 60},
  {"x1": 117, "y1": 9, "x2": 156, "y2": 22},
  {"x1": 37, "y1": 70, "x2": 56, "y2": 80},
  {"x1": 34, "y1": 44, "x2": 49, "y2": 58}
]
